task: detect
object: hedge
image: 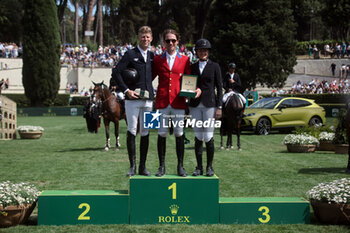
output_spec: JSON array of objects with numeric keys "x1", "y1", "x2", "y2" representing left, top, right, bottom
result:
[
  {"x1": 70, "y1": 96, "x2": 89, "y2": 106},
  {"x1": 296, "y1": 40, "x2": 339, "y2": 55},
  {"x1": 3, "y1": 94, "x2": 70, "y2": 107}
]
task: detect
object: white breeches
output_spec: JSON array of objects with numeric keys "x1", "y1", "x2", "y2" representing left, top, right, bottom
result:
[
  {"x1": 157, "y1": 105, "x2": 185, "y2": 138},
  {"x1": 189, "y1": 103, "x2": 216, "y2": 142},
  {"x1": 125, "y1": 100, "x2": 153, "y2": 136}
]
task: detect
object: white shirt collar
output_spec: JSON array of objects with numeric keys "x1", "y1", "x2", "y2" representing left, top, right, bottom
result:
[
  {"x1": 166, "y1": 51, "x2": 176, "y2": 59},
  {"x1": 229, "y1": 72, "x2": 235, "y2": 79},
  {"x1": 198, "y1": 60, "x2": 208, "y2": 75},
  {"x1": 137, "y1": 45, "x2": 148, "y2": 62}
]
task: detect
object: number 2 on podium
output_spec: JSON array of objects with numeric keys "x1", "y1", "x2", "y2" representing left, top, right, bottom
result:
[
  {"x1": 168, "y1": 183, "x2": 176, "y2": 199},
  {"x1": 78, "y1": 203, "x2": 90, "y2": 220}
]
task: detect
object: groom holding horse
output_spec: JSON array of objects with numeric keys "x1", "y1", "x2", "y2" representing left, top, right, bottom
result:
[{"x1": 112, "y1": 26, "x2": 154, "y2": 177}]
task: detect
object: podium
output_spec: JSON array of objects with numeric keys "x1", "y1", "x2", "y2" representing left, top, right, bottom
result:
[
  {"x1": 130, "y1": 175, "x2": 219, "y2": 224},
  {"x1": 38, "y1": 175, "x2": 310, "y2": 225},
  {"x1": 219, "y1": 197, "x2": 310, "y2": 224},
  {"x1": 38, "y1": 190, "x2": 129, "y2": 225}
]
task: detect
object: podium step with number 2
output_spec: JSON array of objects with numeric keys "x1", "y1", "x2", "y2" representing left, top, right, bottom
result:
[{"x1": 38, "y1": 190, "x2": 129, "y2": 225}]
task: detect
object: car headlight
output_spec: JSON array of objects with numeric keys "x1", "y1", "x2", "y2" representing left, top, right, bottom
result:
[{"x1": 245, "y1": 113, "x2": 256, "y2": 117}]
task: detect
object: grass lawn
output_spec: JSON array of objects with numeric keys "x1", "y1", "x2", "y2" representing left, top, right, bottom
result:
[{"x1": 0, "y1": 116, "x2": 349, "y2": 233}]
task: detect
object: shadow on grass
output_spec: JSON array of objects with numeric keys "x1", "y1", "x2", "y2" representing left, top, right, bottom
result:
[
  {"x1": 57, "y1": 147, "x2": 105, "y2": 152},
  {"x1": 298, "y1": 167, "x2": 348, "y2": 174}
]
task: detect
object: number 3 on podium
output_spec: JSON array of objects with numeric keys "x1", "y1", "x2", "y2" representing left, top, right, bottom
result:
[{"x1": 258, "y1": 206, "x2": 270, "y2": 223}]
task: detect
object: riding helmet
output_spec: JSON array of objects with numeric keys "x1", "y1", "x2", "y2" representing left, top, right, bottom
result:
[
  {"x1": 195, "y1": 38, "x2": 211, "y2": 50},
  {"x1": 122, "y1": 68, "x2": 139, "y2": 85},
  {"x1": 228, "y1": 63, "x2": 236, "y2": 69}
]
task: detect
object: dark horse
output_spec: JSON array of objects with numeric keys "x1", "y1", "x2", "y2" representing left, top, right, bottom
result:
[
  {"x1": 346, "y1": 103, "x2": 350, "y2": 173},
  {"x1": 93, "y1": 81, "x2": 125, "y2": 151},
  {"x1": 220, "y1": 94, "x2": 245, "y2": 150}
]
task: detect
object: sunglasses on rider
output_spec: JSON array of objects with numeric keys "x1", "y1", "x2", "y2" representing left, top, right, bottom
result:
[{"x1": 165, "y1": 39, "x2": 177, "y2": 44}]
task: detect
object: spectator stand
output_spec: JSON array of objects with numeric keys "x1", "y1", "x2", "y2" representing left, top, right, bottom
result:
[{"x1": 0, "y1": 95, "x2": 17, "y2": 140}]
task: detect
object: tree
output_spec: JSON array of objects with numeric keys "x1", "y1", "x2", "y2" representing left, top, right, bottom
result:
[
  {"x1": 193, "y1": 0, "x2": 215, "y2": 40},
  {"x1": 72, "y1": 0, "x2": 80, "y2": 45},
  {"x1": 84, "y1": 0, "x2": 95, "y2": 42},
  {"x1": 291, "y1": 0, "x2": 328, "y2": 41},
  {"x1": 114, "y1": 0, "x2": 159, "y2": 44},
  {"x1": 56, "y1": 0, "x2": 68, "y2": 43},
  {"x1": 208, "y1": 0, "x2": 297, "y2": 90},
  {"x1": 321, "y1": 0, "x2": 350, "y2": 40},
  {"x1": 22, "y1": 0, "x2": 61, "y2": 106},
  {"x1": 93, "y1": 0, "x2": 103, "y2": 46},
  {"x1": 0, "y1": 0, "x2": 23, "y2": 43}
]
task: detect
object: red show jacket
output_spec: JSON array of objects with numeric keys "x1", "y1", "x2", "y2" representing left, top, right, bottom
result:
[{"x1": 153, "y1": 52, "x2": 191, "y2": 109}]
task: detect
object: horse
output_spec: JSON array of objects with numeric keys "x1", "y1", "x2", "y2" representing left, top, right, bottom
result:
[
  {"x1": 92, "y1": 81, "x2": 125, "y2": 151},
  {"x1": 220, "y1": 94, "x2": 245, "y2": 151},
  {"x1": 346, "y1": 103, "x2": 350, "y2": 173}
]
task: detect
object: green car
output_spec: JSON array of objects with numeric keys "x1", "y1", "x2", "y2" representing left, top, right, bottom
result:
[{"x1": 242, "y1": 97, "x2": 326, "y2": 135}]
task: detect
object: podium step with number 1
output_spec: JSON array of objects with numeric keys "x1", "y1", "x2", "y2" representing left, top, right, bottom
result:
[{"x1": 130, "y1": 175, "x2": 219, "y2": 224}]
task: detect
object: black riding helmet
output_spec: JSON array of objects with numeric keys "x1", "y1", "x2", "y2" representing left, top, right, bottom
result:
[
  {"x1": 228, "y1": 63, "x2": 236, "y2": 69},
  {"x1": 195, "y1": 38, "x2": 211, "y2": 50},
  {"x1": 122, "y1": 68, "x2": 139, "y2": 86}
]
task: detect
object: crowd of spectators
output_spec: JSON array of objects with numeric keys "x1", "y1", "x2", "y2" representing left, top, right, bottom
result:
[
  {"x1": 0, "y1": 42, "x2": 21, "y2": 58},
  {"x1": 289, "y1": 78, "x2": 350, "y2": 94},
  {"x1": 59, "y1": 43, "x2": 197, "y2": 69},
  {"x1": 309, "y1": 42, "x2": 350, "y2": 59}
]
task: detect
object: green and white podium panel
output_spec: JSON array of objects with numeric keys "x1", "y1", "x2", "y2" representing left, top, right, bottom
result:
[
  {"x1": 130, "y1": 175, "x2": 219, "y2": 224},
  {"x1": 38, "y1": 190, "x2": 129, "y2": 225},
  {"x1": 219, "y1": 197, "x2": 310, "y2": 224}
]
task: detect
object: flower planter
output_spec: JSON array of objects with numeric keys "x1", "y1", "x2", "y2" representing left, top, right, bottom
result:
[
  {"x1": 317, "y1": 140, "x2": 335, "y2": 151},
  {"x1": 0, "y1": 202, "x2": 36, "y2": 228},
  {"x1": 334, "y1": 144, "x2": 349, "y2": 154},
  {"x1": 310, "y1": 200, "x2": 350, "y2": 225},
  {"x1": 18, "y1": 131, "x2": 43, "y2": 139},
  {"x1": 286, "y1": 144, "x2": 317, "y2": 153}
]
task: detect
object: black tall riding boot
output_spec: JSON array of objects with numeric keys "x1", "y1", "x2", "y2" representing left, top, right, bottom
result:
[
  {"x1": 206, "y1": 138, "x2": 215, "y2": 176},
  {"x1": 126, "y1": 131, "x2": 136, "y2": 177},
  {"x1": 156, "y1": 135, "x2": 166, "y2": 177},
  {"x1": 176, "y1": 135, "x2": 187, "y2": 177},
  {"x1": 139, "y1": 134, "x2": 151, "y2": 176},
  {"x1": 192, "y1": 137, "x2": 203, "y2": 176}
]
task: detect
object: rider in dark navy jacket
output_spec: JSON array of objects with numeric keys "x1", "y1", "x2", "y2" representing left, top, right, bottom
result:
[
  {"x1": 188, "y1": 38, "x2": 223, "y2": 177},
  {"x1": 223, "y1": 63, "x2": 242, "y2": 94},
  {"x1": 111, "y1": 26, "x2": 154, "y2": 177},
  {"x1": 112, "y1": 47, "x2": 154, "y2": 101}
]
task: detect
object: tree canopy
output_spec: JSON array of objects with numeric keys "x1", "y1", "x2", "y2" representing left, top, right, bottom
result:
[
  {"x1": 22, "y1": 0, "x2": 61, "y2": 106},
  {"x1": 208, "y1": 0, "x2": 297, "y2": 90}
]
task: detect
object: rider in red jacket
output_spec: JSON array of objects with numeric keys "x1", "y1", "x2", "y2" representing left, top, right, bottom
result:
[{"x1": 152, "y1": 29, "x2": 193, "y2": 177}]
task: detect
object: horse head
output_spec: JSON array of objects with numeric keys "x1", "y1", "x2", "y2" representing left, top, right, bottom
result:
[{"x1": 92, "y1": 81, "x2": 105, "y2": 100}]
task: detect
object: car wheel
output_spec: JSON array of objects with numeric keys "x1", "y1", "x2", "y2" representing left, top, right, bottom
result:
[
  {"x1": 308, "y1": 116, "x2": 322, "y2": 126},
  {"x1": 255, "y1": 117, "x2": 271, "y2": 135}
]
